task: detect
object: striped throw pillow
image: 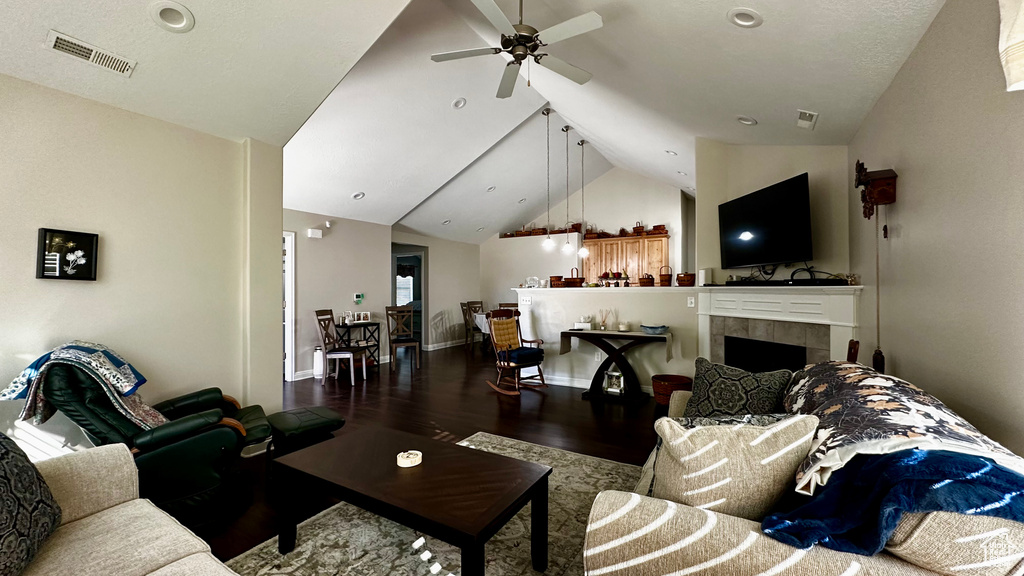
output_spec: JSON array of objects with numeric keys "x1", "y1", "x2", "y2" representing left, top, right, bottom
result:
[{"x1": 652, "y1": 414, "x2": 819, "y2": 521}]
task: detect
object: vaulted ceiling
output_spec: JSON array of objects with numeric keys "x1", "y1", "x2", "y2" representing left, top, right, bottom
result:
[{"x1": 0, "y1": 0, "x2": 947, "y2": 244}]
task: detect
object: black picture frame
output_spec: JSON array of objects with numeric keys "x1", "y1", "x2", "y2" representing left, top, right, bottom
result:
[{"x1": 36, "y1": 228, "x2": 99, "y2": 281}]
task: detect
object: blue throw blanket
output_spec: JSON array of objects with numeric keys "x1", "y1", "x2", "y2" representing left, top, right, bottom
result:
[
  {"x1": 0, "y1": 341, "x2": 166, "y2": 429},
  {"x1": 762, "y1": 449, "x2": 1024, "y2": 555}
]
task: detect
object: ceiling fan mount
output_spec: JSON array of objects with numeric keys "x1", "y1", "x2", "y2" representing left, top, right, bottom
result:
[{"x1": 431, "y1": 0, "x2": 603, "y2": 98}]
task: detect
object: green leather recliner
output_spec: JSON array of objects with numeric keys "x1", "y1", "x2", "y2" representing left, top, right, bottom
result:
[{"x1": 41, "y1": 363, "x2": 271, "y2": 528}]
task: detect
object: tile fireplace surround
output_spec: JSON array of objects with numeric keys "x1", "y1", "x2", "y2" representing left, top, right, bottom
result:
[{"x1": 697, "y1": 286, "x2": 863, "y2": 365}]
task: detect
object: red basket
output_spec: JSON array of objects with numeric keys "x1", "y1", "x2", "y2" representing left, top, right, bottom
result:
[{"x1": 652, "y1": 374, "x2": 693, "y2": 405}]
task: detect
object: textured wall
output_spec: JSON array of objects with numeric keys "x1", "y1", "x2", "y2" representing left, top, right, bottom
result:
[{"x1": 848, "y1": 0, "x2": 1024, "y2": 453}]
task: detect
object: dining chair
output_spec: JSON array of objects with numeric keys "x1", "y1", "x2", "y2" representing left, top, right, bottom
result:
[
  {"x1": 497, "y1": 302, "x2": 518, "y2": 310},
  {"x1": 314, "y1": 309, "x2": 367, "y2": 386},
  {"x1": 385, "y1": 305, "x2": 421, "y2": 372},
  {"x1": 485, "y1": 308, "x2": 547, "y2": 396},
  {"x1": 461, "y1": 300, "x2": 485, "y2": 351}
]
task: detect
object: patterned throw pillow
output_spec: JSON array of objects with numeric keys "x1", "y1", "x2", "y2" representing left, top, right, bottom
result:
[
  {"x1": 651, "y1": 414, "x2": 819, "y2": 521},
  {"x1": 0, "y1": 433, "x2": 61, "y2": 576},
  {"x1": 683, "y1": 357, "x2": 793, "y2": 417}
]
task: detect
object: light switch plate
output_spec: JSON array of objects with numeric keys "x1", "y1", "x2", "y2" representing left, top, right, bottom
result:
[
  {"x1": 687, "y1": 296, "x2": 696, "y2": 308},
  {"x1": 521, "y1": 296, "x2": 532, "y2": 305}
]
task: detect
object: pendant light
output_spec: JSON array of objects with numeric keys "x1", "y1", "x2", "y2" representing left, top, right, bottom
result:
[
  {"x1": 561, "y1": 124, "x2": 574, "y2": 255},
  {"x1": 577, "y1": 139, "x2": 589, "y2": 258},
  {"x1": 541, "y1": 109, "x2": 556, "y2": 251}
]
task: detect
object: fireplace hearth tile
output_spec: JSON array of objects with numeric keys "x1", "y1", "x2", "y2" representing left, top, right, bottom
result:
[
  {"x1": 806, "y1": 347, "x2": 830, "y2": 365},
  {"x1": 711, "y1": 315, "x2": 725, "y2": 336},
  {"x1": 774, "y1": 321, "x2": 806, "y2": 346},
  {"x1": 749, "y1": 319, "x2": 774, "y2": 342},
  {"x1": 724, "y1": 317, "x2": 749, "y2": 338},
  {"x1": 806, "y1": 324, "x2": 831, "y2": 350},
  {"x1": 711, "y1": 335, "x2": 725, "y2": 363}
]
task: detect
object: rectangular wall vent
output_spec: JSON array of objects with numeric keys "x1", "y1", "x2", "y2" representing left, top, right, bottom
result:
[
  {"x1": 796, "y1": 109, "x2": 818, "y2": 130},
  {"x1": 46, "y1": 30, "x2": 135, "y2": 77}
]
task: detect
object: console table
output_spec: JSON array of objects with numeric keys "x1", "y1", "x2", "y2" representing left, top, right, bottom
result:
[
  {"x1": 335, "y1": 321, "x2": 381, "y2": 366},
  {"x1": 559, "y1": 330, "x2": 671, "y2": 402}
]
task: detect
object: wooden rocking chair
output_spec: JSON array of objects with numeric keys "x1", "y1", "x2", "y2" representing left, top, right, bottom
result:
[{"x1": 485, "y1": 309, "x2": 548, "y2": 396}]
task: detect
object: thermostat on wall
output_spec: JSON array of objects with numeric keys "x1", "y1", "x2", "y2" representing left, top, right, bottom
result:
[{"x1": 354, "y1": 293, "x2": 364, "y2": 304}]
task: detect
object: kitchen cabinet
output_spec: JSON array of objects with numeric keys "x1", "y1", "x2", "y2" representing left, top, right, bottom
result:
[{"x1": 581, "y1": 235, "x2": 670, "y2": 283}]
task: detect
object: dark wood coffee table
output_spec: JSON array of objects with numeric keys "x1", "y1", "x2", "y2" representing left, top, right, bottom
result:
[{"x1": 272, "y1": 427, "x2": 552, "y2": 575}]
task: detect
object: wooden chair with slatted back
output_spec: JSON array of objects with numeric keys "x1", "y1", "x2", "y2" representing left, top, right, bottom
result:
[
  {"x1": 314, "y1": 309, "x2": 367, "y2": 386},
  {"x1": 461, "y1": 300, "x2": 485, "y2": 351},
  {"x1": 485, "y1": 309, "x2": 547, "y2": 396},
  {"x1": 497, "y1": 302, "x2": 518, "y2": 310},
  {"x1": 386, "y1": 305, "x2": 421, "y2": 372}
]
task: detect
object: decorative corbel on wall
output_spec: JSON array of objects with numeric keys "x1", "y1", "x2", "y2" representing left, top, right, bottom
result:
[
  {"x1": 998, "y1": 0, "x2": 1024, "y2": 91},
  {"x1": 855, "y1": 160, "x2": 897, "y2": 220}
]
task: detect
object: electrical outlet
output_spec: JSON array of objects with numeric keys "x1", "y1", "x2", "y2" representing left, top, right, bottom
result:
[{"x1": 687, "y1": 296, "x2": 696, "y2": 308}]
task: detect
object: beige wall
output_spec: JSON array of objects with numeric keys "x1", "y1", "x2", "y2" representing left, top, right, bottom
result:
[
  {"x1": 479, "y1": 233, "x2": 585, "y2": 309},
  {"x1": 0, "y1": 74, "x2": 282, "y2": 455},
  {"x1": 391, "y1": 229, "x2": 480, "y2": 349},
  {"x1": 544, "y1": 167, "x2": 687, "y2": 274},
  {"x1": 284, "y1": 209, "x2": 392, "y2": 375},
  {"x1": 695, "y1": 142, "x2": 849, "y2": 284},
  {"x1": 848, "y1": 0, "x2": 1024, "y2": 453}
]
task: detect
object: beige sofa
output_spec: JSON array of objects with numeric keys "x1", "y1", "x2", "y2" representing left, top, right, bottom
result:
[
  {"x1": 23, "y1": 444, "x2": 238, "y2": 576},
  {"x1": 583, "y1": 390, "x2": 1024, "y2": 576}
]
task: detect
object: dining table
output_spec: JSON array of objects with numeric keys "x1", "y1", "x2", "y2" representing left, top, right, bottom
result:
[{"x1": 473, "y1": 313, "x2": 490, "y2": 335}]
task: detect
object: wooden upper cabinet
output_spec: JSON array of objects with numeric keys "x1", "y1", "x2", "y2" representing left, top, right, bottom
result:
[{"x1": 581, "y1": 235, "x2": 670, "y2": 282}]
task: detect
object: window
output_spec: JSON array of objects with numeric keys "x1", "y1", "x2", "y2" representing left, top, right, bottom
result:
[{"x1": 396, "y1": 275, "x2": 413, "y2": 306}]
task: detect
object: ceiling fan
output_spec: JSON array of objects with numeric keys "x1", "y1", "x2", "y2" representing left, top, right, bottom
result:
[{"x1": 431, "y1": 0, "x2": 603, "y2": 99}]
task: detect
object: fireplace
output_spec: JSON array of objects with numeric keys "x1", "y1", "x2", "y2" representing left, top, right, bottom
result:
[
  {"x1": 697, "y1": 286, "x2": 862, "y2": 366},
  {"x1": 724, "y1": 336, "x2": 807, "y2": 373}
]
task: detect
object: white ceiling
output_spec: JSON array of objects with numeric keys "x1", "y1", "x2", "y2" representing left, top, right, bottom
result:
[
  {"x1": 443, "y1": 0, "x2": 947, "y2": 195},
  {"x1": 395, "y1": 110, "x2": 614, "y2": 243},
  {"x1": 283, "y1": 0, "x2": 550, "y2": 227},
  {"x1": 1, "y1": 0, "x2": 947, "y2": 244},
  {"x1": 0, "y1": 0, "x2": 410, "y2": 145}
]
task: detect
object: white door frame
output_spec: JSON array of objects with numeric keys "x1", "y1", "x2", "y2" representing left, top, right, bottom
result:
[{"x1": 283, "y1": 231, "x2": 296, "y2": 382}]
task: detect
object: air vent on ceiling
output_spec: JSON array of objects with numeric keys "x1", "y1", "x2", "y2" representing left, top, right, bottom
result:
[
  {"x1": 46, "y1": 30, "x2": 136, "y2": 77},
  {"x1": 796, "y1": 109, "x2": 818, "y2": 130}
]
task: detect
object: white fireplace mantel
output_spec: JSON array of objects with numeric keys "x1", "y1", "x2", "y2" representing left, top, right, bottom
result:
[{"x1": 697, "y1": 286, "x2": 863, "y2": 362}]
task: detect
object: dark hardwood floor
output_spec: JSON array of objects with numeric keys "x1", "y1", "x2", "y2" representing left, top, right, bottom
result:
[{"x1": 202, "y1": 344, "x2": 663, "y2": 561}]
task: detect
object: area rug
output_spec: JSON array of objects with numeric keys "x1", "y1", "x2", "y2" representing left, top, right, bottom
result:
[{"x1": 227, "y1": 432, "x2": 641, "y2": 575}]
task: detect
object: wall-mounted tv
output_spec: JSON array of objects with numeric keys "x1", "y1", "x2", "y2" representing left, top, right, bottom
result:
[{"x1": 718, "y1": 173, "x2": 812, "y2": 269}]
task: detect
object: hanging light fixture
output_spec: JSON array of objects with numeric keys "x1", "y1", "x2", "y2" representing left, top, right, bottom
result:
[
  {"x1": 577, "y1": 139, "x2": 589, "y2": 258},
  {"x1": 541, "y1": 109, "x2": 556, "y2": 251},
  {"x1": 561, "y1": 124, "x2": 574, "y2": 255}
]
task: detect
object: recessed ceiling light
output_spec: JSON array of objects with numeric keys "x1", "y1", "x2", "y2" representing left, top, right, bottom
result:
[
  {"x1": 486, "y1": 186, "x2": 496, "y2": 192},
  {"x1": 451, "y1": 97, "x2": 467, "y2": 109},
  {"x1": 351, "y1": 192, "x2": 365, "y2": 200},
  {"x1": 149, "y1": 1, "x2": 195, "y2": 33},
  {"x1": 665, "y1": 150, "x2": 678, "y2": 156},
  {"x1": 477, "y1": 227, "x2": 485, "y2": 232},
  {"x1": 728, "y1": 8, "x2": 764, "y2": 29},
  {"x1": 442, "y1": 219, "x2": 451, "y2": 225},
  {"x1": 677, "y1": 171, "x2": 688, "y2": 176},
  {"x1": 737, "y1": 115, "x2": 758, "y2": 126},
  {"x1": 518, "y1": 198, "x2": 526, "y2": 204}
]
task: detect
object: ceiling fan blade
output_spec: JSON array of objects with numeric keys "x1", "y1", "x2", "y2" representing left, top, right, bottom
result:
[
  {"x1": 431, "y1": 47, "x2": 500, "y2": 62},
  {"x1": 470, "y1": 0, "x2": 518, "y2": 38},
  {"x1": 535, "y1": 11, "x2": 603, "y2": 46},
  {"x1": 536, "y1": 55, "x2": 592, "y2": 85},
  {"x1": 496, "y1": 62, "x2": 520, "y2": 99}
]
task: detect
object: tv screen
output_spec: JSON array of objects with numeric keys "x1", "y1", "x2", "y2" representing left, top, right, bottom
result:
[{"x1": 718, "y1": 173, "x2": 812, "y2": 269}]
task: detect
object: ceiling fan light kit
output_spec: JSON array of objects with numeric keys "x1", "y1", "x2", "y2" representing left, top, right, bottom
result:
[{"x1": 430, "y1": 0, "x2": 603, "y2": 98}]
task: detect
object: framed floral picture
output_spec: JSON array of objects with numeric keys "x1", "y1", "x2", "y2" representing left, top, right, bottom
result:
[{"x1": 36, "y1": 228, "x2": 98, "y2": 281}]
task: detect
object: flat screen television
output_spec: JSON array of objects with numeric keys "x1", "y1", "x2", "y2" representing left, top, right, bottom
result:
[{"x1": 718, "y1": 173, "x2": 812, "y2": 269}]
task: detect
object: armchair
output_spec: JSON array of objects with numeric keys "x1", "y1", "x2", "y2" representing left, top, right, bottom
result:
[{"x1": 41, "y1": 363, "x2": 270, "y2": 528}]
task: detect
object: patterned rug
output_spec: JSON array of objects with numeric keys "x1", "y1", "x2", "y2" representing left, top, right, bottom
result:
[{"x1": 227, "y1": 432, "x2": 640, "y2": 576}]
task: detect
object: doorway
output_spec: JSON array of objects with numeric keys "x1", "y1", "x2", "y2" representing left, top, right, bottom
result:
[
  {"x1": 282, "y1": 231, "x2": 295, "y2": 382},
  {"x1": 392, "y1": 244, "x2": 426, "y2": 347}
]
